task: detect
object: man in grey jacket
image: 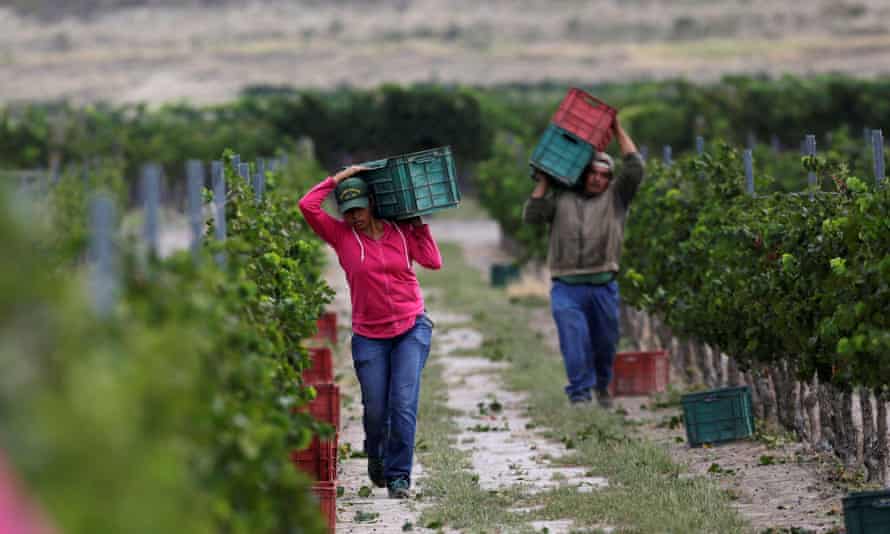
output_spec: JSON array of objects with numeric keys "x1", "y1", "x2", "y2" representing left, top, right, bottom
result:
[{"x1": 523, "y1": 119, "x2": 644, "y2": 407}]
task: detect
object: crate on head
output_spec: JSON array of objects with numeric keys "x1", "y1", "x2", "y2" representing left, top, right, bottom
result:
[
  {"x1": 303, "y1": 346, "x2": 333, "y2": 385},
  {"x1": 552, "y1": 88, "x2": 617, "y2": 151},
  {"x1": 312, "y1": 481, "x2": 337, "y2": 534},
  {"x1": 357, "y1": 146, "x2": 460, "y2": 220},
  {"x1": 608, "y1": 350, "x2": 670, "y2": 396},
  {"x1": 681, "y1": 386, "x2": 755, "y2": 447},
  {"x1": 529, "y1": 125, "x2": 595, "y2": 187},
  {"x1": 844, "y1": 489, "x2": 890, "y2": 534}
]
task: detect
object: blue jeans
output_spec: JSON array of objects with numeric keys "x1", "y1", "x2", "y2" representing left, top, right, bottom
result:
[
  {"x1": 351, "y1": 313, "x2": 433, "y2": 483},
  {"x1": 550, "y1": 280, "x2": 620, "y2": 401}
]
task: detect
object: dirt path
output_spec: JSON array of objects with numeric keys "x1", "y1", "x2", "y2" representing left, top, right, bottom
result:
[
  {"x1": 319, "y1": 255, "x2": 430, "y2": 533},
  {"x1": 430, "y1": 216, "x2": 847, "y2": 533},
  {"x1": 324, "y1": 223, "x2": 617, "y2": 533}
]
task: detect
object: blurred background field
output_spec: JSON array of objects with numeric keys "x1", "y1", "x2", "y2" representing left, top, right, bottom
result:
[{"x1": 2, "y1": 0, "x2": 890, "y2": 103}]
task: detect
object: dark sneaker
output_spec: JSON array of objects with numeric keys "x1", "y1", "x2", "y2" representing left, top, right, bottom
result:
[
  {"x1": 367, "y1": 457, "x2": 385, "y2": 488},
  {"x1": 569, "y1": 396, "x2": 592, "y2": 407},
  {"x1": 595, "y1": 388, "x2": 613, "y2": 409},
  {"x1": 387, "y1": 477, "x2": 411, "y2": 499}
]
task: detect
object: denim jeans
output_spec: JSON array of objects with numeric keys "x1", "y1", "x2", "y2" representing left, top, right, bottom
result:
[
  {"x1": 550, "y1": 280, "x2": 620, "y2": 402},
  {"x1": 351, "y1": 313, "x2": 433, "y2": 483}
]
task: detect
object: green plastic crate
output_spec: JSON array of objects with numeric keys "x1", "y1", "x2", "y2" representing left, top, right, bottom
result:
[
  {"x1": 529, "y1": 124, "x2": 595, "y2": 187},
  {"x1": 681, "y1": 386, "x2": 754, "y2": 447},
  {"x1": 490, "y1": 263, "x2": 520, "y2": 288},
  {"x1": 357, "y1": 146, "x2": 460, "y2": 220},
  {"x1": 844, "y1": 489, "x2": 890, "y2": 534}
]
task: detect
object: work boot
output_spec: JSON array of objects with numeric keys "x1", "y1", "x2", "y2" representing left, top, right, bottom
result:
[
  {"x1": 367, "y1": 457, "x2": 385, "y2": 488},
  {"x1": 387, "y1": 477, "x2": 411, "y2": 499},
  {"x1": 595, "y1": 388, "x2": 613, "y2": 409}
]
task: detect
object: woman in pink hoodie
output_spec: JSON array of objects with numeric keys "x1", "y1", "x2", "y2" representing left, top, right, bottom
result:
[{"x1": 299, "y1": 165, "x2": 442, "y2": 499}]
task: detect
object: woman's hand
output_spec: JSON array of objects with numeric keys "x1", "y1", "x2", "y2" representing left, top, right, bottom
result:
[
  {"x1": 333, "y1": 165, "x2": 370, "y2": 183},
  {"x1": 404, "y1": 216, "x2": 424, "y2": 227}
]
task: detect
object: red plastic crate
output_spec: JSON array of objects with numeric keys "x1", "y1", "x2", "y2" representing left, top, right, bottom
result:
[
  {"x1": 303, "y1": 346, "x2": 333, "y2": 385},
  {"x1": 551, "y1": 88, "x2": 617, "y2": 151},
  {"x1": 306, "y1": 383, "x2": 340, "y2": 430},
  {"x1": 609, "y1": 350, "x2": 670, "y2": 396},
  {"x1": 292, "y1": 433, "x2": 338, "y2": 481},
  {"x1": 312, "y1": 480, "x2": 337, "y2": 534},
  {"x1": 314, "y1": 311, "x2": 338, "y2": 346}
]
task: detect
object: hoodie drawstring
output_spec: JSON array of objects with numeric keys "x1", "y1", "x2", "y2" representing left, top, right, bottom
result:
[
  {"x1": 390, "y1": 222, "x2": 411, "y2": 269},
  {"x1": 352, "y1": 222, "x2": 409, "y2": 268},
  {"x1": 351, "y1": 227, "x2": 366, "y2": 263}
]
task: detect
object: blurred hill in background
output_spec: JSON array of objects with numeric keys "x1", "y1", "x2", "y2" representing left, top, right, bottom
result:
[{"x1": 1, "y1": 0, "x2": 889, "y2": 104}]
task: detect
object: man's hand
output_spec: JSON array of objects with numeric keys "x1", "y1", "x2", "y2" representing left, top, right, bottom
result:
[
  {"x1": 332, "y1": 165, "x2": 370, "y2": 184},
  {"x1": 531, "y1": 172, "x2": 550, "y2": 198},
  {"x1": 612, "y1": 116, "x2": 638, "y2": 155}
]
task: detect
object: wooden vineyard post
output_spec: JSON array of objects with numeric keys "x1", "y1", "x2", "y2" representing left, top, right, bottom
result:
[
  {"x1": 873, "y1": 129, "x2": 885, "y2": 184},
  {"x1": 211, "y1": 160, "x2": 227, "y2": 267},
  {"x1": 186, "y1": 160, "x2": 204, "y2": 260},
  {"x1": 141, "y1": 163, "x2": 161, "y2": 259},
  {"x1": 88, "y1": 194, "x2": 117, "y2": 317}
]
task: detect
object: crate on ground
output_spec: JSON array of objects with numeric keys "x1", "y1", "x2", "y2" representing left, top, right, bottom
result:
[
  {"x1": 529, "y1": 125, "x2": 595, "y2": 187},
  {"x1": 490, "y1": 263, "x2": 520, "y2": 288},
  {"x1": 681, "y1": 386, "x2": 755, "y2": 447},
  {"x1": 357, "y1": 146, "x2": 461, "y2": 220},
  {"x1": 292, "y1": 433, "x2": 338, "y2": 482},
  {"x1": 305, "y1": 383, "x2": 340, "y2": 430},
  {"x1": 303, "y1": 346, "x2": 333, "y2": 385},
  {"x1": 844, "y1": 489, "x2": 890, "y2": 534},
  {"x1": 551, "y1": 88, "x2": 617, "y2": 151},
  {"x1": 608, "y1": 350, "x2": 670, "y2": 396},
  {"x1": 312, "y1": 480, "x2": 337, "y2": 534},
  {"x1": 313, "y1": 311, "x2": 337, "y2": 346}
]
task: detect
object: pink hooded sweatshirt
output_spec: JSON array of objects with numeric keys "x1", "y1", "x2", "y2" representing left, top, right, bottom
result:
[{"x1": 299, "y1": 177, "x2": 443, "y2": 339}]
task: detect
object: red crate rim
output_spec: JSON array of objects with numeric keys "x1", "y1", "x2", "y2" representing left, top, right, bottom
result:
[
  {"x1": 616, "y1": 350, "x2": 669, "y2": 359},
  {"x1": 560, "y1": 88, "x2": 617, "y2": 113}
]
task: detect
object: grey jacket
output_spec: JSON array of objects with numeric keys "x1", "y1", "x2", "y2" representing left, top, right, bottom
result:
[{"x1": 522, "y1": 153, "x2": 644, "y2": 277}]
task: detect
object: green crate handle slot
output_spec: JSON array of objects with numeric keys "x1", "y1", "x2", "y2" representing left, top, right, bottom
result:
[
  {"x1": 362, "y1": 159, "x2": 388, "y2": 170},
  {"x1": 871, "y1": 499, "x2": 890, "y2": 508},
  {"x1": 703, "y1": 395, "x2": 718, "y2": 403},
  {"x1": 408, "y1": 156, "x2": 437, "y2": 164},
  {"x1": 561, "y1": 133, "x2": 579, "y2": 144},
  {"x1": 339, "y1": 160, "x2": 388, "y2": 172}
]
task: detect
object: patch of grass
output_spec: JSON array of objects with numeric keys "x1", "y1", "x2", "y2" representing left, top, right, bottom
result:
[
  {"x1": 417, "y1": 243, "x2": 749, "y2": 533},
  {"x1": 414, "y1": 355, "x2": 523, "y2": 531}
]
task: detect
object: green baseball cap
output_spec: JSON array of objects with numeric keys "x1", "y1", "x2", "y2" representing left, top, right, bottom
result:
[{"x1": 335, "y1": 177, "x2": 370, "y2": 213}]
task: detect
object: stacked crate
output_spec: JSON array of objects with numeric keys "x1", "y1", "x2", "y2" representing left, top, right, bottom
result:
[
  {"x1": 294, "y1": 312, "x2": 341, "y2": 534},
  {"x1": 530, "y1": 88, "x2": 617, "y2": 187},
  {"x1": 313, "y1": 311, "x2": 338, "y2": 347}
]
